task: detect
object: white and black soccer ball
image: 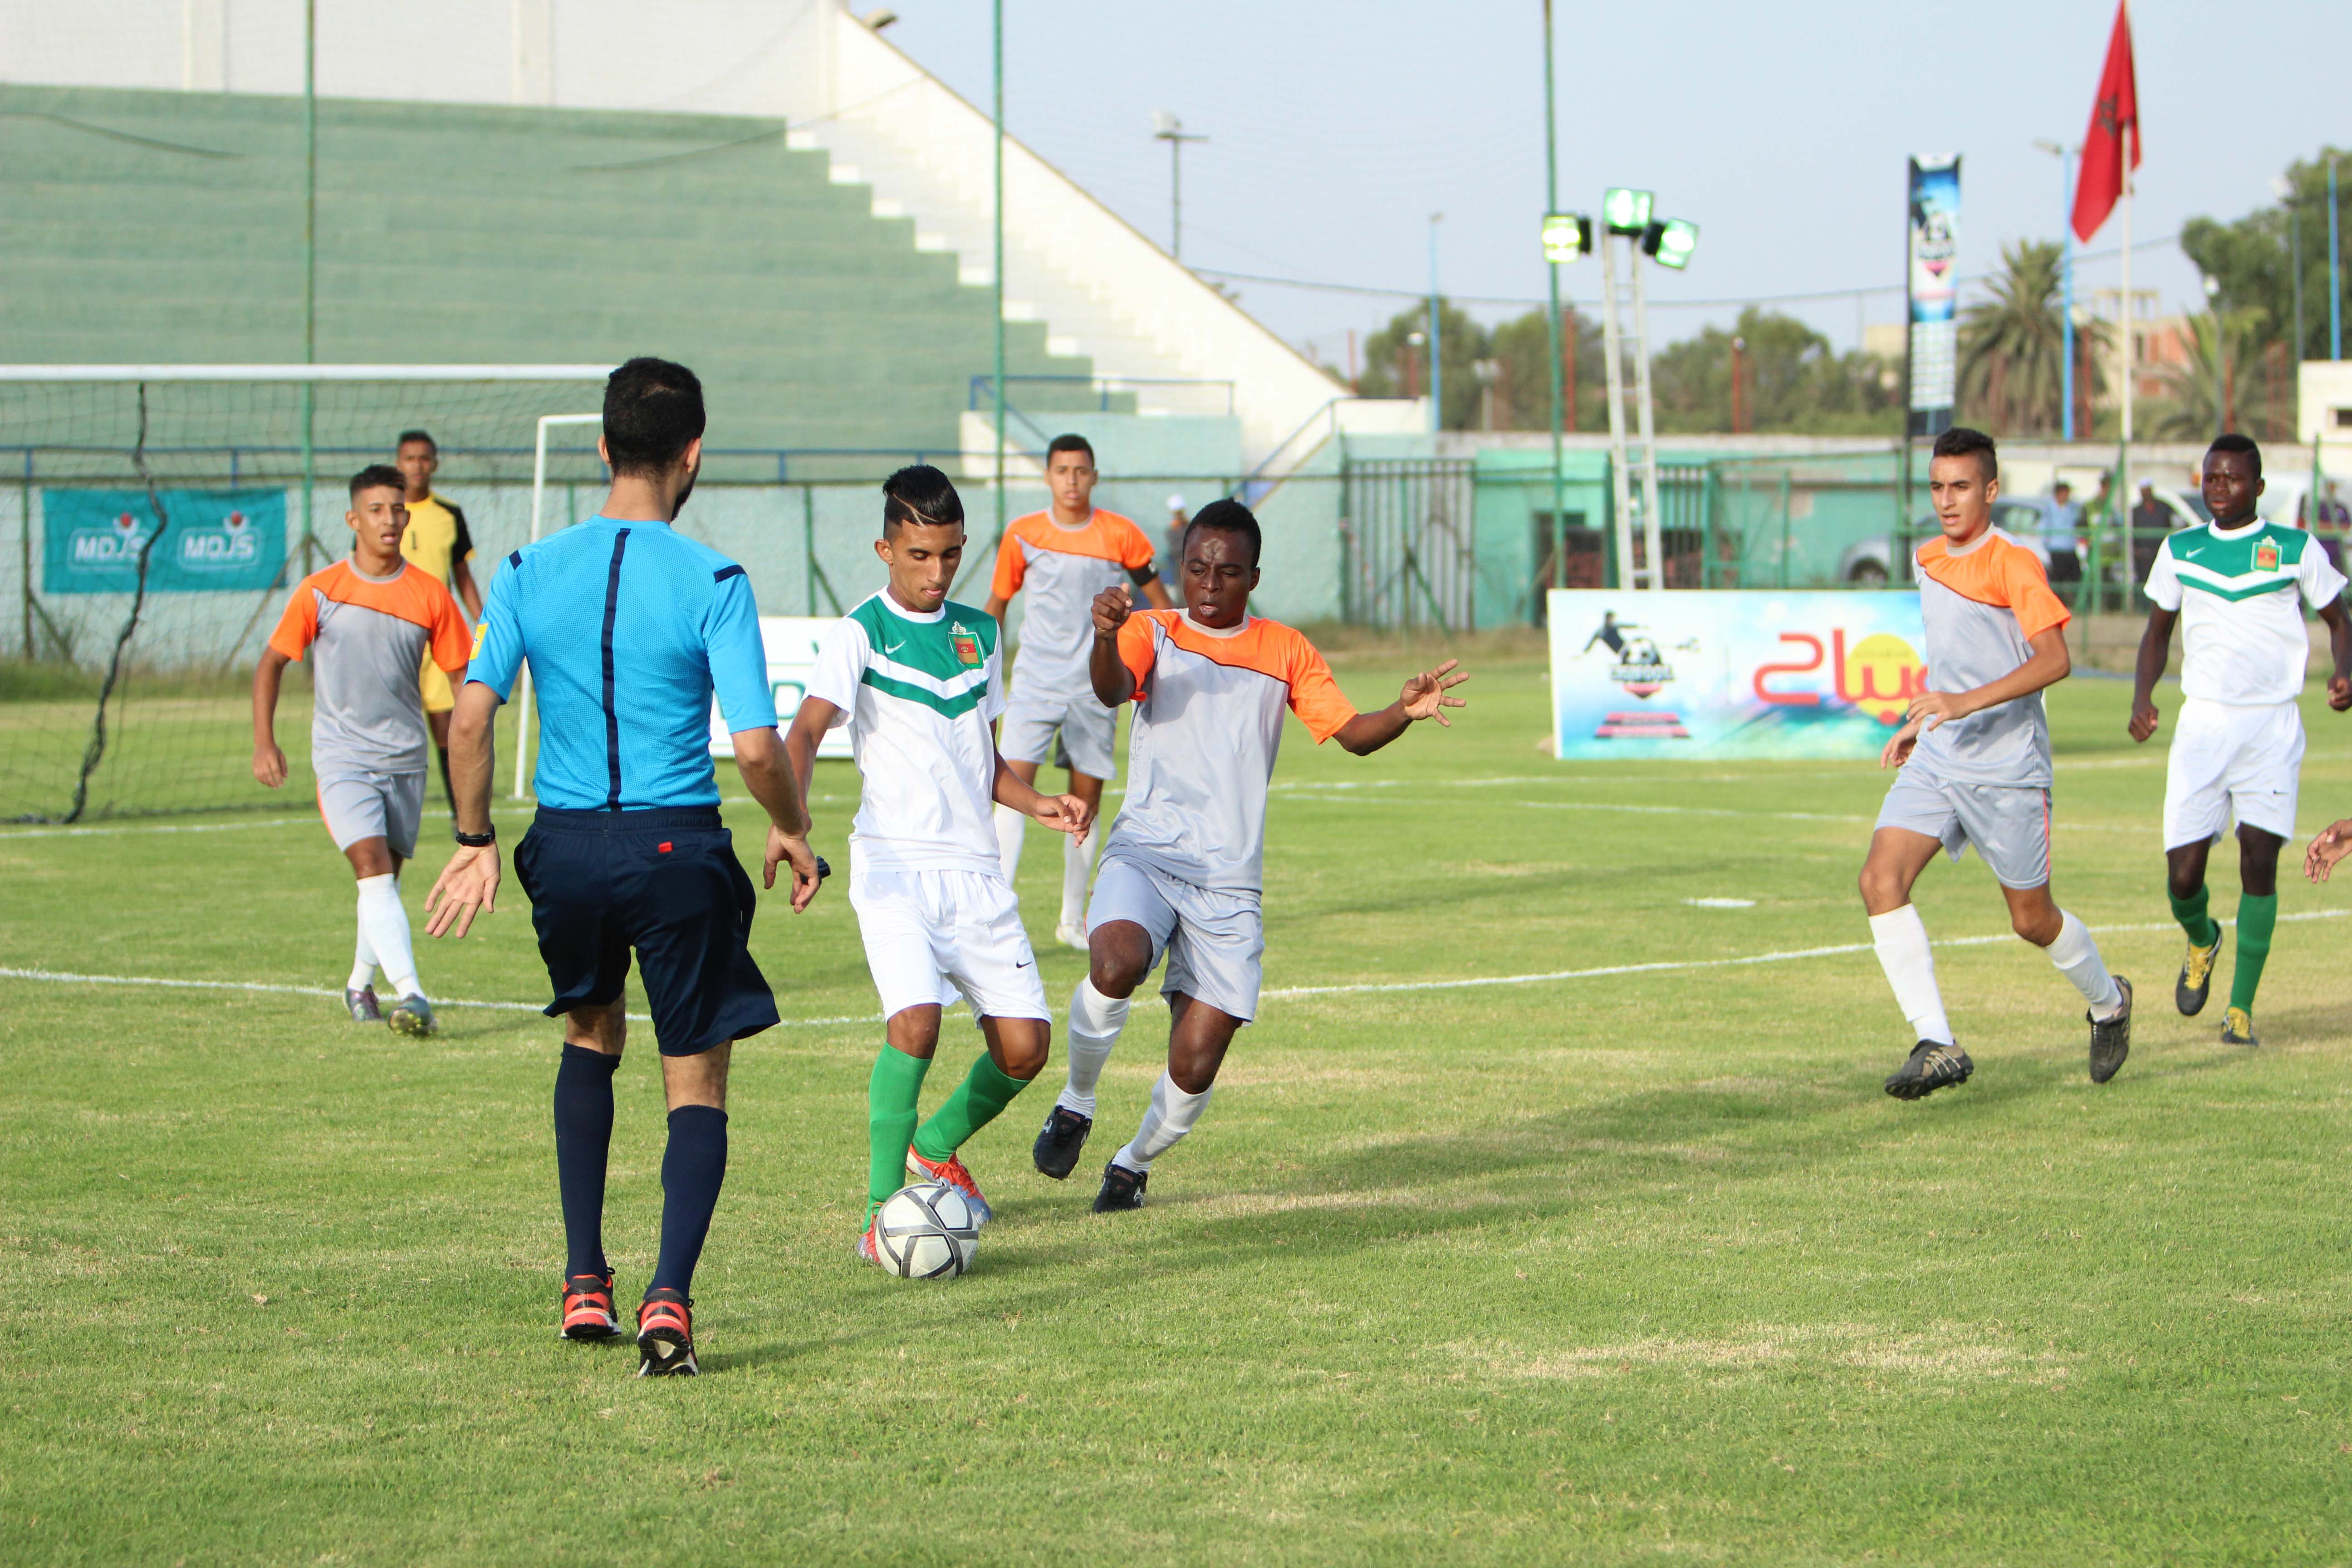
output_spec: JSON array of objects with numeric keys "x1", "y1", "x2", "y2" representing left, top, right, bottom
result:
[{"x1": 873, "y1": 1180, "x2": 980, "y2": 1279}]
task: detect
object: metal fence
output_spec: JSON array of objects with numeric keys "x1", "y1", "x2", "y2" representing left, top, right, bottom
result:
[{"x1": 1338, "y1": 458, "x2": 1475, "y2": 631}]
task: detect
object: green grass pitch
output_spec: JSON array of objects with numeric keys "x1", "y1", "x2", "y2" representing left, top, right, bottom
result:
[{"x1": 5, "y1": 649, "x2": 2350, "y2": 1564}]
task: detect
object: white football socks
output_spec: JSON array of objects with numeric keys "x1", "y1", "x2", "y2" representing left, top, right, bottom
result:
[
  {"x1": 1113, "y1": 1070, "x2": 1211, "y2": 1173},
  {"x1": 356, "y1": 873, "x2": 422, "y2": 1001},
  {"x1": 348, "y1": 885, "x2": 380, "y2": 991},
  {"x1": 2048, "y1": 909, "x2": 2125, "y2": 1018},
  {"x1": 994, "y1": 804, "x2": 1027, "y2": 884},
  {"x1": 1058, "y1": 978, "x2": 1128, "y2": 1117},
  {"x1": 1869, "y1": 905, "x2": 1953, "y2": 1045},
  {"x1": 1059, "y1": 830, "x2": 1098, "y2": 930}
]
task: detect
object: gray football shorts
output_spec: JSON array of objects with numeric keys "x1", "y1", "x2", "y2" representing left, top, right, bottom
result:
[
  {"x1": 1875, "y1": 767, "x2": 2051, "y2": 890},
  {"x1": 1085, "y1": 853, "x2": 1264, "y2": 1023},
  {"x1": 1000, "y1": 686, "x2": 1117, "y2": 781},
  {"x1": 316, "y1": 769, "x2": 426, "y2": 860}
]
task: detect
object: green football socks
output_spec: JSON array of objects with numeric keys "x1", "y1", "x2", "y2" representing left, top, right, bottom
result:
[
  {"x1": 2230, "y1": 893, "x2": 2277, "y2": 1015},
  {"x1": 911, "y1": 1052, "x2": 1032, "y2": 1166},
  {"x1": 2169, "y1": 884, "x2": 2220, "y2": 950},
  {"x1": 868, "y1": 1046, "x2": 932, "y2": 1213}
]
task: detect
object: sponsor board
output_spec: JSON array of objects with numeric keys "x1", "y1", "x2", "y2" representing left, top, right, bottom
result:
[
  {"x1": 41, "y1": 488, "x2": 287, "y2": 594},
  {"x1": 709, "y1": 617, "x2": 854, "y2": 760},
  {"x1": 1548, "y1": 589, "x2": 1928, "y2": 759}
]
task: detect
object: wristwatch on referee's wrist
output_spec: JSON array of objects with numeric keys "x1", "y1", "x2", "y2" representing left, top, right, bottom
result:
[{"x1": 454, "y1": 826, "x2": 496, "y2": 848}]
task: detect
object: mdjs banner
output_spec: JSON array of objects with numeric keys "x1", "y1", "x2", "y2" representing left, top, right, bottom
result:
[
  {"x1": 41, "y1": 488, "x2": 288, "y2": 594},
  {"x1": 1547, "y1": 590, "x2": 1931, "y2": 760}
]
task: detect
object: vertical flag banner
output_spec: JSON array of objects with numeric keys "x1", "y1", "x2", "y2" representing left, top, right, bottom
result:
[
  {"x1": 2070, "y1": 0, "x2": 2139, "y2": 243},
  {"x1": 1907, "y1": 155, "x2": 1962, "y2": 438}
]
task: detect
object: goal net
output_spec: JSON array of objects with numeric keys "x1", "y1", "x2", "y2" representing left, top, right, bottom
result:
[{"x1": 0, "y1": 367, "x2": 608, "y2": 823}]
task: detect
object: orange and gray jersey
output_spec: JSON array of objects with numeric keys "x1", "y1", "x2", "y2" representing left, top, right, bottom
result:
[
  {"x1": 1102, "y1": 611, "x2": 1357, "y2": 895},
  {"x1": 1910, "y1": 527, "x2": 2071, "y2": 788},
  {"x1": 267, "y1": 559, "x2": 471, "y2": 775},
  {"x1": 990, "y1": 509, "x2": 1158, "y2": 703}
]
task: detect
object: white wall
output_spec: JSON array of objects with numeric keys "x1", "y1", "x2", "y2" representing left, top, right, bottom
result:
[{"x1": 2300, "y1": 362, "x2": 2352, "y2": 447}]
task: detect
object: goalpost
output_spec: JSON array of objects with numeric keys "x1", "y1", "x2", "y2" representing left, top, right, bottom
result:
[
  {"x1": 510, "y1": 412, "x2": 605, "y2": 800},
  {"x1": 0, "y1": 364, "x2": 608, "y2": 823}
]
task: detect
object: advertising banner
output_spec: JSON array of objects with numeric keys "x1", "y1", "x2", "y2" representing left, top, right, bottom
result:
[
  {"x1": 1906, "y1": 154, "x2": 1961, "y2": 438},
  {"x1": 1548, "y1": 589, "x2": 1929, "y2": 760},
  {"x1": 41, "y1": 487, "x2": 288, "y2": 595},
  {"x1": 709, "y1": 616, "x2": 853, "y2": 760}
]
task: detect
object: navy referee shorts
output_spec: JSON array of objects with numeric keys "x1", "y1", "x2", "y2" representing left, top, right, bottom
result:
[{"x1": 513, "y1": 806, "x2": 780, "y2": 1055}]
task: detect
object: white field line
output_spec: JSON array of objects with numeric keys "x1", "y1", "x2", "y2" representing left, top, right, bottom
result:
[
  {"x1": 1296, "y1": 794, "x2": 2149, "y2": 835},
  {"x1": 6, "y1": 911, "x2": 2342, "y2": 1019}
]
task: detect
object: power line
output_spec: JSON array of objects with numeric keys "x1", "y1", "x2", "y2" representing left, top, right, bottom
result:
[{"x1": 1190, "y1": 231, "x2": 2182, "y2": 313}]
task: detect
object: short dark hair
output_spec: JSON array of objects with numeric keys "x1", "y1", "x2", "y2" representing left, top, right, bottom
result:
[
  {"x1": 602, "y1": 357, "x2": 706, "y2": 476},
  {"x1": 1182, "y1": 497, "x2": 1262, "y2": 566},
  {"x1": 882, "y1": 464, "x2": 965, "y2": 538},
  {"x1": 2208, "y1": 431, "x2": 2262, "y2": 478},
  {"x1": 1931, "y1": 426, "x2": 1999, "y2": 483},
  {"x1": 395, "y1": 429, "x2": 436, "y2": 453},
  {"x1": 1046, "y1": 433, "x2": 1095, "y2": 466},
  {"x1": 349, "y1": 463, "x2": 406, "y2": 500}
]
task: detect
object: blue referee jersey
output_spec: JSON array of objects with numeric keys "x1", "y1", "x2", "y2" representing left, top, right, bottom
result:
[{"x1": 467, "y1": 516, "x2": 775, "y2": 810}]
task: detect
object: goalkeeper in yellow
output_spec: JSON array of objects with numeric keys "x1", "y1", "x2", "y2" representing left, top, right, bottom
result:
[{"x1": 395, "y1": 428, "x2": 484, "y2": 816}]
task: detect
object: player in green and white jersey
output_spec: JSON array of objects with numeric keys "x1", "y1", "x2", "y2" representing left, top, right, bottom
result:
[
  {"x1": 782, "y1": 466, "x2": 1093, "y2": 1259},
  {"x1": 2130, "y1": 434, "x2": 2352, "y2": 1047}
]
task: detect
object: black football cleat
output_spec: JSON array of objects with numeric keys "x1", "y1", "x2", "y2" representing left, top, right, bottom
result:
[
  {"x1": 2088, "y1": 976, "x2": 2133, "y2": 1085},
  {"x1": 1884, "y1": 1040, "x2": 1974, "y2": 1101},
  {"x1": 2175, "y1": 936, "x2": 2220, "y2": 1016},
  {"x1": 635, "y1": 1288, "x2": 697, "y2": 1377},
  {"x1": 1033, "y1": 1104, "x2": 1093, "y2": 1181},
  {"x1": 1092, "y1": 1161, "x2": 1147, "y2": 1213}
]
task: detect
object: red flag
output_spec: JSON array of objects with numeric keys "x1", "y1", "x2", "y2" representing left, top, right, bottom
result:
[{"x1": 2071, "y1": 0, "x2": 2140, "y2": 242}]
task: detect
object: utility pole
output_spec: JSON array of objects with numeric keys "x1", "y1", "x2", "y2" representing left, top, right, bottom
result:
[
  {"x1": 1730, "y1": 336, "x2": 1746, "y2": 434},
  {"x1": 1540, "y1": 0, "x2": 1566, "y2": 583},
  {"x1": 2331, "y1": 157, "x2": 2342, "y2": 362},
  {"x1": 1151, "y1": 111, "x2": 1207, "y2": 262},
  {"x1": 992, "y1": 0, "x2": 1005, "y2": 544},
  {"x1": 1426, "y1": 213, "x2": 1443, "y2": 433},
  {"x1": 2203, "y1": 273, "x2": 2225, "y2": 438},
  {"x1": 2037, "y1": 139, "x2": 2077, "y2": 440},
  {"x1": 301, "y1": 0, "x2": 317, "y2": 563}
]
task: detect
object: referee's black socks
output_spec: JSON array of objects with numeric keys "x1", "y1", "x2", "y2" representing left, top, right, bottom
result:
[
  {"x1": 554, "y1": 1045, "x2": 621, "y2": 1280},
  {"x1": 652, "y1": 1105, "x2": 728, "y2": 1299}
]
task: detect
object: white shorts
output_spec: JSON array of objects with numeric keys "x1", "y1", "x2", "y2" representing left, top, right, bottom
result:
[
  {"x1": 1875, "y1": 767, "x2": 2051, "y2": 890},
  {"x1": 2163, "y1": 697, "x2": 2303, "y2": 849},
  {"x1": 317, "y1": 769, "x2": 426, "y2": 859},
  {"x1": 1086, "y1": 853, "x2": 1264, "y2": 1023},
  {"x1": 1000, "y1": 686, "x2": 1117, "y2": 781},
  {"x1": 848, "y1": 864, "x2": 1049, "y2": 1024}
]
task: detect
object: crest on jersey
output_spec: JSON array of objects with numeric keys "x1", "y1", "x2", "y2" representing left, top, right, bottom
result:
[
  {"x1": 2255, "y1": 539, "x2": 2279, "y2": 571},
  {"x1": 951, "y1": 626, "x2": 981, "y2": 666}
]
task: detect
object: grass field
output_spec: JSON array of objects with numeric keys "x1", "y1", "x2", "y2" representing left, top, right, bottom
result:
[{"x1": 5, "y1": 648, "x2": 2351, "y2": 1565}]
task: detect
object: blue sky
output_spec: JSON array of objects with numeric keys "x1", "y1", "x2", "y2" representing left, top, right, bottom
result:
[{"x1": 882, "y1": 0, "x2": 2348, "y2": 363}]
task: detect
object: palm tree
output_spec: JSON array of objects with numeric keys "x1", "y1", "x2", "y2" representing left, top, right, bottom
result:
[
  {"x1": 1958, "y1": 240, "x2": 2107, "y2": 436},
  {"x1": 2148, "y1": 309, "x2": 2289, "y2": 441}
]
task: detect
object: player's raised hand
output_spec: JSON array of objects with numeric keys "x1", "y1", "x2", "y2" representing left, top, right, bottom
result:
[
  {"x1": 2128, "y1": 696, "x2": 2161, "y2": 743},
  {"x1": 252, "y1": 742, "x2": 287, "y2": 789},
  {"x1": 1399, "y1": 659, "x2": 1470, "y2": 726},
  {"x1": 1881, "y1": 715, "x2": 1924, "y2": 770},
  {"x1": 2304, "y1": 818, "x2": 2352, "y2": 882},
  {"x1": 424, "y1": 845, "x2": 500, "y2": 939},
  {"x1": 1092, "y1": 582, "x2": 1133, "y2": 638},
  {"x1": 766, "y1": 826, "x2": 823, "y2": 912},
  {"x1": 2329, "y1": 674, "x2": 2352, "y2": 712}
]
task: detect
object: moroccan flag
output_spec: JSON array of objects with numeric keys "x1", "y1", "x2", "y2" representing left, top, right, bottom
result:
[{"x1": 2070, "y1": 0, "x2": 2139, "y2": 242}]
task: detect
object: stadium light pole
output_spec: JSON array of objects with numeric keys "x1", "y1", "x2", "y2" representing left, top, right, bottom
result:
[
  {"x1": 2203, "y1": 273, "x2": 2225, "y2": 437},
  {"x1": 1152, "y1": 110, "x2": 1207, "y2": 262},
  {"x1": 2331, "y1": 157, "x2": 2342, "y2": 363},
  {"x1": 1540, "y1": 0, "x2": 1565, "y2": 592},
  {"x1": 300, "y1": 0, "x2": 318, "y2": 568},
  {"x1": 2036, "y1": 139, "x2": 2076, "y2": 441},
  {"x1": 1426, "y1": 213, "x2": 1443, "y2": 434},
  {"x1": 992, "y1": 0, "x2": 1005, "y2": 544}
]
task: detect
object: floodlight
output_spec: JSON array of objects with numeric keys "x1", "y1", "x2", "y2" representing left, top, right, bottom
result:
[
  {"x1": 1643, "y1": 218, "x2": 1700, "y2": 270},
  {"x1": 1602, "y1": 188, "x2": 1653, "y2": 235},
  {"x1": 1541, "y1": 212, "x2": 1592, "y2": 263}
]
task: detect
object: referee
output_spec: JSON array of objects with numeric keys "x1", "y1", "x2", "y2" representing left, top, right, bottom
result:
[{"x1": 425, "y1": 357, "x2": 822, "y2": 1378}]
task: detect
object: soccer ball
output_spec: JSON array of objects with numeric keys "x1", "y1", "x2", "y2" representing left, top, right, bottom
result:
[{"x1": 872, "y1": 1180, "x2": 980, "y2": 1279}]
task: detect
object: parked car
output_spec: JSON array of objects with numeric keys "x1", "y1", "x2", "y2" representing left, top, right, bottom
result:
[{"x1": 1838, "y1": 500, "x2": 2051, "y2": 584}]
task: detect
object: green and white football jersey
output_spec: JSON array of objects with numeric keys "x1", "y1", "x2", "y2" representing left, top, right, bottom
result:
[
  {"x1": 807, "y1": 591, "x2": 1006, "y2": 875},
  {"x1": 2145, "y1": 519, "x2": 2346, "y2": 706}
]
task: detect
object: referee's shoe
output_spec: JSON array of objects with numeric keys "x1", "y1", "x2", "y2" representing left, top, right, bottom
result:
[{"x1": 636, "y1": 1289, "x2": 697, "y2": 1377}]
